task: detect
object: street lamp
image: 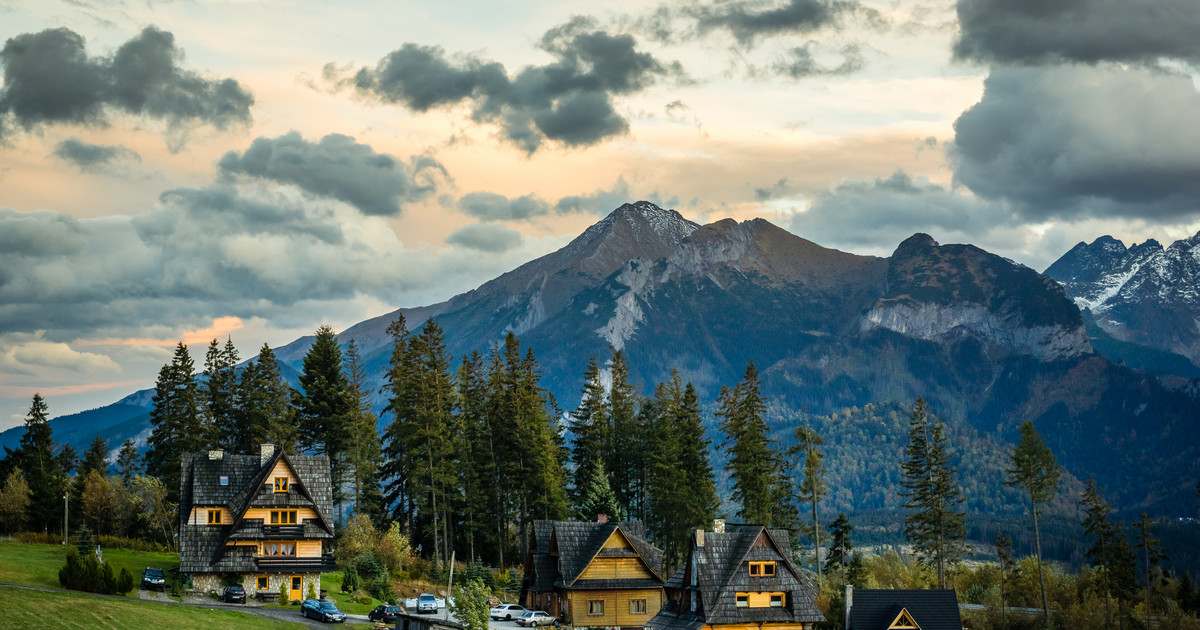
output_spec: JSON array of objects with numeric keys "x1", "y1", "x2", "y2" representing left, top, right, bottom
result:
[{"x1": 62, "y1": 493, "x2": 68, "y2": 544}]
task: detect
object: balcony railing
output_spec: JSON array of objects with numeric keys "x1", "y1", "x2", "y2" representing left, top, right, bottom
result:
[
  {"x1": 263, "y1": 524, "x2": 304, "y2": 538},
  {"x1": 232, "y1": 519, "x2": 315, "y2": 539},
  {"x1": 256, "y1": 555, "x2": 336, "y2": 573}
]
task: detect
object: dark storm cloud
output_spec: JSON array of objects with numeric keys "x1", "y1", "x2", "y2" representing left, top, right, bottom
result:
[
  {"x1": 457, "y1": 192, "x2": 551, "y2": 221},
  {"x1": 52, "y1": 137, "x2": 140, "y2": 173},
  {"x1": 217, "y1": 132, "x2": 446, "y2": 216},
  {"x1": 951, "y1": 64, "x2": 1200, "y2": 221},
  {"x1": 344, "y1": 17, "x2": 679, "y2": 152},
  {"x1": 953, "y1": 0, "x2": 1200, "y2": 65},
  {"x1": 445, "y1": 222, "x2": 523, "y2": 253},
  {"x1": 0, "y1": 26, "x2": 252, "y2": 141}
]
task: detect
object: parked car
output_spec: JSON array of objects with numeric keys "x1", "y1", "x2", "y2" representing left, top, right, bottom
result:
[
  {"x1": 516, "y1": 611, "x2": 554, "y2": 627},
  {"x1": 141, "y1": 567, "x2": 166, "y2": 591},
  {"x1": 221, "y1": 585, "x2": 246, "y2": 603},
  {"x1": 417, "y1": 593, "x2": 439, "y2": 614},
  {"x1": 369, "y1": 604, "x2": 403, "y2": 622},
  {"x1": 301, "y1": 599, "x2": 347, "y2": 623},
  {"x1": 490, "y1": 603, "x2": 527, "y2": 620}
]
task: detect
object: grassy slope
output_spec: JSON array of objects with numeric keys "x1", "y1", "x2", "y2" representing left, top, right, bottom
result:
[
  {"x1": 0, "y1": 588, "x2": 306, "y2": 629},
  {"x1": 0, "y1": 541, "x2": 179, "y2": 595}
]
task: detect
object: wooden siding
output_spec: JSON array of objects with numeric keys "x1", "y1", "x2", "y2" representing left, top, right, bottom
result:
[
  {"x1": 734, "y1": 592, "x2": 786, "y2": 608},
  {"x1": 578, "y1": 557, "x2": 655, "y2": 580},
  {"x1": 243, "y1": 507, "x2": 321, "y2": 523},
  {"x1": 603, "y1": 530, "x2": 633, "y2": 549},
  {"x1": 187, "y1": 507, "x2": 231, "y2": 525},
  {"x1": 566, "y1": 589, "x2": 662, "y2": 627},
  {"x1": 298, "y1": 540, "x2": 322, "y2": 556},
  {"x1": 269, "y1": 460, "x2": 298, "y2": 486}
]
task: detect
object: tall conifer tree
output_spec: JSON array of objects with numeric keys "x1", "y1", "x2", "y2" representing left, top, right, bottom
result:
[
  {"x1": 16, "y1": 394, "x2": 62, "y2": 533},
  {"x1": 204, "y1": 338, "x2": 239, "y2": 450},
  {"x1": 607, "y1": 350, "x2": 642, "y2": 517},
  {"x1": 145, "y1": 343, "x2": 204, "y2": 503},
  {"x1": 717, "y1": 363, "x2": 796, "y2": 530},
  {"x1": 789, "y1": 420, "x2": 826, "y2": 574},
  {"x1": 1005, "y1": 420, "x2": 1059, "y2": 628},
  {"x1": 295, "y1": 325, "x2": 353, "y2": 522},
  {"x1": 899, "y1": 397, "x2": 966, "y2": 589},
  {"x1": 237, "y1": 344, "x2": 297, "y2": 453},
  {"x1": 570, "y1": 357, "x2": 610, "y2": 510},
  {"x1": 343, "y1": 340, "x2": 385, "y2": 524}
]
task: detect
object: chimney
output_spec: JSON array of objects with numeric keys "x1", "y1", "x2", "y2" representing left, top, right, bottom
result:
[
  {"x1": 844, "y1": 585, "x2": 853, "y2": 630},
  {"x1": 207, "y1": 450, "x2": 223, "y2": 461},
  {"x1": 597, "y1": 513, "x2": 607, "y2": 524},
  {"x1": 694, "y1": 528, "x2": 705, "y2": 548},
  {"x1": 260, "y1": 443, "x2": 275, "y2": 466},
  {"x1": 713, "y1": 518, "x2": 725, "y2": 533}
]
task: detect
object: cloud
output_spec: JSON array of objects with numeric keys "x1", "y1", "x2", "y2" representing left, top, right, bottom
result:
[
  {"x1": 791, "y1": 170, "x2": 1016, "y2": 251},
  {"x1": 458, "y1": 192, "x2": 551, "y2": 221},
  {"x1": 445, "y1": 222, "x2": 523, "y2": 253},
  {"x1": 0, "y1": 26, "x2": 252, "y2": 144},
  {"x1": 0, "y1": 331, "x2": 120, "y2": 376},
  {"x1": 770, "y1": 42, "x2": 864, "y2": 78},
  {"x1": 341, "y1": 16, "x2": 679, "y2": 153},
  {"x1": 953, "y1": 0, "x2": 1200, "y2": 66},
  {"x1": 217, "y1": 132, "x2": 446, "y2": 216},
  {"x1": 951, "y1": 64, "x2": 1200, "y2": 221},
  {"x1": 686, "y1": 0, "x2": 871, "y2": 46},
  {"x1": 52, "y1": 137, "x2": 140, "y2": 173}
]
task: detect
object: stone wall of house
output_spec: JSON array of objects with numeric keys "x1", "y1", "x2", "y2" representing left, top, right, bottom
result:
[{"x1": 193, "y1": 572, "x2": 322, "y2": 603}]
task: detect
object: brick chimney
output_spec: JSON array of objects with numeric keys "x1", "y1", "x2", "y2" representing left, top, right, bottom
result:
[
  {"x1": 260, "y1": 443, "x2": 275, "y2": 466},
  {"x1": 597, "y1": 513, "x2": 607, "y2": 524}
]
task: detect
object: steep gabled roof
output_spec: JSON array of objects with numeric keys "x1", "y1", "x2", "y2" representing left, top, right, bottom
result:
[
  {"x1": 849, "y1": 589, "x2": 961, "y2": 630},
  {"x1": 538, "y1": 520, "x2": 665, "y2": 590}
]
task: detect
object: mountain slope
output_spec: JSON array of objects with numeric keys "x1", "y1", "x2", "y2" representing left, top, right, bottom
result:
[{"x1": 1046, "y1": 232, "x2": 1200, "y2": 368}]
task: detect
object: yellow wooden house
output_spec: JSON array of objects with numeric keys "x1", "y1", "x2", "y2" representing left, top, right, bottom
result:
[
  {"x1": 179, "y1": 444, "x2": 336, "y2": 600},
  {"x1": 523, "y1": 518, "x2": 666, "y2": 628}
]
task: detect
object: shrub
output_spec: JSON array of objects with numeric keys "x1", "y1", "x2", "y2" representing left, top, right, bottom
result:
[
  {"x1": 342, "y1": 565, "x2": 360, "y2": 593},
  {"x1": 117, "y1": 567, "x2": 134, "y2": 595},
  {"x1": 352, "y1": 551, "x2": 386, "y2": 582},
  {"x1": 75, "y1": 524, "x2": 95, "y2": 556},
  {"x1": 279, "y1": 579, "x2": 290, "y2": 605},
  {"x1": 368, "y1": 576, "x2": 396, "y2": 604},
  {"x1": 307, "y1": 580, "x2": 317, "y2": 600}
]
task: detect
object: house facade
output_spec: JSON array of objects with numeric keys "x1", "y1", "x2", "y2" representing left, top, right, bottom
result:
[
  {"x1": 845, "y1": 588, "x2": 962, "y2": 630},
  {"x1": 646, "y1": 521, "x2": 824, "y2": 630},
  {"x1": 179, "y1": 443, "x2": 336, "y2": 599},
  {"x1": 523, "y1": 518, "x2": 666, "y2": 628}
]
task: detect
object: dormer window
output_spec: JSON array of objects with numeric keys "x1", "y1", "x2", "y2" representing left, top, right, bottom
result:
[
  {"x1": 207, "y1": 509, "x2": 221, "y2": 524},
  {"x1": 219, "y1": 475, "x2": 229, "y2": 486},
  {"x1": 736, "y1": 594, "x2": 748, "y2": 607},
  {"x1": 749, "y1": 561, "x2": 775, "y2": 576},
  {"x1": 274, "y1": 477, "x2": 288, "y2": 493}
]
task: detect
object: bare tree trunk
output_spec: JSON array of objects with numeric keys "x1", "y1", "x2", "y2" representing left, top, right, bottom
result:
[{"x1": 1032, "y1": 496, "x2": 1049, "y2": 629}]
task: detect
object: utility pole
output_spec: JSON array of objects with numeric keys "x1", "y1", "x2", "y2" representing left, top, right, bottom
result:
[{"x1": 62, "y1": 493, "x2": 68, "y2": 544}]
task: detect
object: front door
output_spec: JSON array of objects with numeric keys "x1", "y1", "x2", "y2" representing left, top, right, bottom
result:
[{"x1": 291, "y1": 576, "x2": 302, "y2": 601}]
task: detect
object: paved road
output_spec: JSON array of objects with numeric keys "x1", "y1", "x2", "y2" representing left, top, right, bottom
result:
[{"x1": 0, "y1": 582, "x2": 371, "y2": 628}]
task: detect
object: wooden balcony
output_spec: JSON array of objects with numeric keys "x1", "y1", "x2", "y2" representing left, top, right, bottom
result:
[{"x1": 256, "y1": 555, "x2": 336, "y2": 573}]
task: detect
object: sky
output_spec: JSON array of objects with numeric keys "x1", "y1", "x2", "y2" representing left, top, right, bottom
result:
[{"x1": 2, "y1": 0, "x2": 1200, "y2": 432}]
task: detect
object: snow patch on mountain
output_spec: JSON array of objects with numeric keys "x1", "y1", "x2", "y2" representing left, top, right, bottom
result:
[{"x1": 595, "y1": 259, "x2": 656, "y2": 350}]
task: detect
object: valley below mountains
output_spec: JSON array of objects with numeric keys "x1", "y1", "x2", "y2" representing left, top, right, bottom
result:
[{"x1": 10, "y1": 201, "x2": 1200, "y2": 526}]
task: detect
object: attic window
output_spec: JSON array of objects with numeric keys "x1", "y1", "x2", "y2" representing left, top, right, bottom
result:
[
  {"x1": 888, "y1": 608, "x2": 921, "y2": 630},
  {"x1": 207, "y1": 509, "x2": 221, "y2": 525},
  {"x1": 219, "y1": 476, "x2": 229, "y2": 486},
  {"x1": 749, "y1": 561, "x2": 775, "y2": 576},
  {"x1": 770, "y1": 594, "x2": 784, "y2": 607},
  {"x1": 735, "y1": 594, "x2": 748, "y2": 607},
  {"x1": 274, "y1": 477, "x2": 288, "y2": 492}
]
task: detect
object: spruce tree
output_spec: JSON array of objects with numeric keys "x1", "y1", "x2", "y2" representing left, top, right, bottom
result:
[
  {"x1": 73, "y1": 436, "x2": 109, "y2": 509},
  {"x1": 16, "y1": 394, "x2": 62, "y2": 534},
  {"x1": 1005, "y1": 420, "x2": 1059, "y2": 628},
  {"x1": 788, "y1": 419, "x2": 826, "y2": 574},
  {"x1": 718, "y1": 363, "x2": 796, "y2": 530},
  {"x1": 577, "y1": 459, "x2": 622, "y2": 522},
  {"x1": 382, "y1": 316, "x2": 416, "y2": 534},
  {"x1": 344, "y1": 341, "x2": 385, "y2": 523},
  {"x1": 570, "y1": 357, "x2": 610, "y2": 511},
  {"x1": 145, "y1": 343, "x2": 205, "y2": 503},
  {"x1": 236, "y1": 344, "x2": 297, "y2": 454},
  {"x1": 115, "y1": 440, "x2": 140, "y2": 484},
  {"x1": 296, "y1": 325, "x2": 353, "y2": 522},
  {"x1": 607, "y1": 350, "x2": 643, "y2": 518},
  {"x1": 1080, "y1": 476, "x2": 1128, "y2": 624},
  {"x1": 458, "y1": 350, "x2": 499, "y2": 563},
  {"x1": 826, "y1": 513, "x2": 853, "y2": 583},
  {"x1": 203, "y1": 338, "x2": 240, "y2": 450},
  {"x1": 1136, "y1": 513, "x2": 1169, "y2": 628},
  {"x1": 899, "y1": 397, "x2": 966, "y2": 589}
]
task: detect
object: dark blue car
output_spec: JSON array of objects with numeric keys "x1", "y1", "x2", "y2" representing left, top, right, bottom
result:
[{"x1": 301, "y1": 599, "x2": 347, "y2": 623}]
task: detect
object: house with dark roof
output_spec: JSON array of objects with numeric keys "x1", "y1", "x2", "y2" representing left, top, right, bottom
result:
[
  {"x1": 646, "y1": 521, "x2": 824, "y2": 630},
  {"x1": 178, "y1": 443, "x2": 336, "y2": 600},
  {"x1": 845, "y1": 588, "x2": 961, "y2": 630},
  {"x1": 522, "y1": 517, "x2": 666, "y2": 628}
]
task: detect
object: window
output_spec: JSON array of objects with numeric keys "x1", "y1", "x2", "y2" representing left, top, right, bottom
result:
[
  {"x1": 207, "y1": 509, "x2": 221, "y2": 524},
  {"x1": 263, "y1": 542, "x2": 296, "y2": 556},
  {"x1": 630, "y1": 599, "x2": 647, "y2": 614},
  {"x1": 274, "y1": 477, "x2": 289, "y2": 492},
  {"x1": 735, "y1": 594, "x2": 748, "y2": 608},
  {"x1": 219, "y1": 475, "x2": 229, "y2": 486},
  {"x1": 270, "y1": 510, "x2": 297, "y2": 525},
  {"x1": 749, "y1": 561, "x2": 775, "y2": 576},
  {"x1": 770, "y1": 594, "x2": 784, "y2": 607},
  {"x1": 588, "y1": 600, "x2": 604, "y2": 615},
  {"x1": 257, "y1": 576, "x2": 268, "y2": 590}
]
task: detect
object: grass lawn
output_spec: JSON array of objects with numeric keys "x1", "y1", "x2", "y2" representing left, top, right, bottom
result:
[
  {"x1": 0, "y1": 541, "x2": 179, "y2": 596},
  {"x1": 317, "y1": 571, "x2": 386, "y2": 614},
  {"x1": 0, "y1": 586, "x2": 306, "y2": 629}
]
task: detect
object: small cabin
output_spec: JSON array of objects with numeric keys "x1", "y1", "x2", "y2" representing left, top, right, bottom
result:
[{"x1": 845, "y1": 588, "x2": 962, "y2": 630}]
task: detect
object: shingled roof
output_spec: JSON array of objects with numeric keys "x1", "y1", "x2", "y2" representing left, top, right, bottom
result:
[
  {"x1": 178, "y1": 447, "x2": 334, "y2": 574},
  {"x1": 648, "y1": 524, "x2": 824, "y2": 630},
  {"x1": 552, "y1": 520, "x2": 665, "y2": 586},
  {"x1": 848, "y1": 589, "x2": 961, "y2": 630}
]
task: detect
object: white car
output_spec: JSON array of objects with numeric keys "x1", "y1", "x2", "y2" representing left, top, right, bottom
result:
[
  {"x1": 417, "y1": 593, "x2": 439, "y2": 614},
  {"x1": 490, "y1": 603, "x2": 527, "y2": 620},
  {"x1": 516, "y1": 611, "x2": 554, "y2": 627}
]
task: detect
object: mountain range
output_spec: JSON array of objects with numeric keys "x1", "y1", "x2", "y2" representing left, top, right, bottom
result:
[{"x1": 5, "y1": 202, "x2": 1199, "y2": 518}]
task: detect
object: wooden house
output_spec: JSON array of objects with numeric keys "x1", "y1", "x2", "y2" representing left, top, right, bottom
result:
[
  {"x1": 178, "y1": 444, "x2": 336, "y2": 600},
  {"x1": 646, "y1": 521, "x2": 825, "y2": 630},
  {"x1": 845, "y1": 588, "x2": 962, "y2": 630},
  {"x1": 522, "y1": 517, "x2": 666, "y2": 628}
]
